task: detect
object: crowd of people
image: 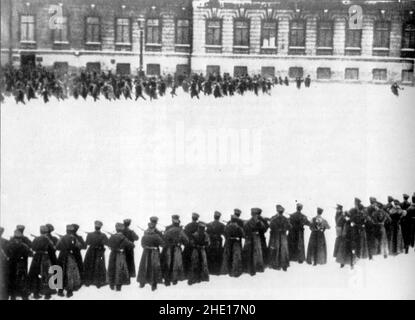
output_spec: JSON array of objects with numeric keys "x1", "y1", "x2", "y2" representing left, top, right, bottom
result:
[
  {"x1": 0, "y1": 65, "x2": 316, "y2": 105},
  {"x1": 0, "y1": 193, "x2": 414, "y2": 300}
]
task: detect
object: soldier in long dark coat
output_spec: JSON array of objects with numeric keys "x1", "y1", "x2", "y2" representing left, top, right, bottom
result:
[
  {"x1": 206, "y1": 211, "x2": 225, "y2": 275},
  {"x1": 268, "y1": 205, "x2": 291, "y2": 271},
  {"x1": 372, "y1": 203, "x2": 391, "y2": 258},
  {"x1": 231, "y1": 208, "x2": 244, "y2": 228},
  {"x1": 242, "y1": 208, "x2": 266, "y2": 276},
  {"x1": 306, "y1": 208, "x2": 330, "y2": 266},
  {"x1": 188, "y1": 223, "x2": 210, "y2": 285},
  {"x1": 335, "y1": 210, "x2": 355, "y2": 268},
  {"x1": 137, "y1": 218, "x2": 164, "y2": 291},
  {"x1": 366, "y1": 197, "x2": 379, "y2": 259},
  {"x1": 8, "y1": 230, "x2": 32, "y2": 300},
  {"x1": 161, "y1": 215, "x2": 189, "y2": 286},
  {"x1": 16, "y1": 225, "x2": 32, "y2": 249},
  {"x1": 107, "y1": 223, "x2": 135, "y2": 291},
  {"x1": 407, "y1": 194, "x2": 415, "y2": 250},
  {"x1": 221, "y1": 215, "x2": 245, "y2": 277},
  {"x1": 183, "y1": 213, "x2": 200, "y2": 277},
  {"x1": 389, "y1": 200, "x2": 405, "y2": 255},
  {"x1": 401, "y1": 194, "x2": 411, "y2": 211},
  {"x1": 400, "y1": 194, "x2": 413, "y2": 253},
  {"x1": 83, "y1": 221, "x2": 108, "y2": 288},
  {"x1": 257, "y1": 209, "x2": 270, "y2": 266},
  {"x1": 56, "y1": 225, "x2": 83, "y2": 298},
  {"x1": 384, "y1": 196, "x2": 394, "y2": 244},
  {"x1": 122, "y1": 219, "x2": 139, "y2": 278},
  {"x1": 288, "y1": 203, "x2": 310, "y2": 264},
  {"x1": 333, "y1": 204, "x2": 344, "y2": 258},
  {"x1": 45, "y1": 224, "x2": 58, "y2": 265},
  {"x1": 0, "y1": 227, "x2": 10, "y2": 300},
  {"x1": 28, "y1": 226, "x2": 56, "y2": 299},
  {"x1": 349, "y1": 198, "x2": 369, "y2": 260},
  {"x1": 72, "y1": 224, "x2": 86, "y2": 283}
]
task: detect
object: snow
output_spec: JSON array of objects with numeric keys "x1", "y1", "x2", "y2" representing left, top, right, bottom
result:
[{"x1": 1, "y1": 83, "x2": 414, "y2": 300}]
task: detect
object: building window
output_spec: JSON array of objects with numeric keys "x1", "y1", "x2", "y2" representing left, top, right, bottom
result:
[
  {"x1": 373, "y1": 21, "x2": 390, "y2": 56},
  {"x1": 116, "y1": 18, "x2": 131, "y2": 44},
  {"x1": 345, "y1": 68, "x2": 359, "y2": 80},
  {"x1": 372, "y1": 68, "x2": 387, "y2": 81},
  {"x1": 146, "y1": 19, "x2": 161, "y2": 44},
  {"x1": 176, "y1": 19, "x2": 190, "y2": 45},
  {"x1": 20, "y1": 15, "x2": 35, "y2": 42},
  {"x1": 345, "y1": 27, "x2": 362, "y2": 55},
  {"x1": 402, "y1": 70, "x2": 414, "y2": 84},
  {"x1": 54, "y1": 62, "x2": 69, "y2": 75},
  {"x1": 317, "y1": 21, "x2": 333, "y2": 55},
  {"x1": 288, "y1": 67, "x2": 304, "y2": 79},
  {"x1": 86, "y1": 17, "x2": 100, "y2": 43},
  {"x1": 317, "y1": 67, "x2": 331, "y2": 80},
  {"x1": 147, "y1": 64, "x2": 161, "y2": 76},
  {"x1": 206, "y1": 19, "x2": 222, "y2": 46},
  {"x1": 207, "y1": 65, "x2": 220, "y2": 76},
  {"x1": 261, "y1": 66, "x2": 275, "y2": 78},
  {"x1": 234, "y1": 20, "x2": 250, "y2": 46},
  {"x1": 86, "y1": 62, "x2": 101, "y2": 73},
  {"x1": 261, "y1": 21, "x2": 277, "y2": 48},
  {"x1": 234, "y1": 66, "x2": 248, "y2": 77},
  {"x1": 289, "y1": 20, "x2": 306, "y2": 55},
  {"x1": 116, "y1": 63, "x2": 131, "y2": 75},
  {"x1": 401, "y1": 22, "x2": 415, "y2": 58},
  {"x1": 53, "y1": 16, "x2": 69, "y2": 43}
]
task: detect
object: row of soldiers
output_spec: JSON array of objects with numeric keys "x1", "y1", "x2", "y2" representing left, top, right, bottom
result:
[
  {"x1": 1, "y1": 193, "x2": 413, "y2": 300},
  {"x1": 1, "y1": 65, "x2": 311, "y2": 105}
]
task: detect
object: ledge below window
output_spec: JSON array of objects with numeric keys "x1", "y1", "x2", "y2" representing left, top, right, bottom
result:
[
  {"x1": 205, "y1": 45, "x2": 222, "y2": 53},
  {"x1": 316, "y1": 47, "x2": 333, "y2": 56},
  {"x1": 20, "y1": 41, "x2": 37, "y2": 49},
  {"x1": 175, "y1": 44, "x2": 190, "y2": 53},
  {"x1": 260, "y1": 47, "x2": 277, "y2": 54},
  {"x1": 145, "y1": 43, "x2": 162, "y2": 52},
  {"x1": 115, "y1": 43, "x2": 132, "y2": 51},
  {"x1": 288, "y1": 46, "x2": 305, "y2": 55},
  {"x1": 345, "y1": 47, "x2": 362, "y2": 56},
  {"x1": 401, "y1": 48, "x2": 415, "y2": 58},
  {"x1": 372, "y1": 48, "x2": 390, "y2": 57},
  {"x1": 233, "y1": 46, "x2": 249, "y2": 54}
]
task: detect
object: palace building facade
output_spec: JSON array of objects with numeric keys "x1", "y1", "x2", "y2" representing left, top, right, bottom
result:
[{"x1": 1, "y1": 0, "x2": 414, "y2": 84}]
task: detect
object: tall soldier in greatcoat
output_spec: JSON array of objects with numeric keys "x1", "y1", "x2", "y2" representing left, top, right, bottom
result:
[
  {"x1": 161, "y1": 215, "x2": 189, "y2": 286},
  {"x1": 372, "y1": 202, "x2": 391, "y2": 258},
  {"x1": 0, "y1": 227, "x2": 9, "y2": 300},
  {"x1": 389, "y1": 200, "x2": 405, "y2": 255},
  {"x1": 15, "y1": 225, "x2": 32, "y2": 249},
  {"x1": 242, "y1": 208, "x2": 266, "y2": 276},
  {"x1": 45, "y1": 224, "x2": 58, "y2": 265},
  {"x1": 268, "y1": 205, "x2": 291, "y2": 271},
  {"x1": 400, "y1": 194, "x2": 413, "y2": 253},
  {"x1": 188, "y1": 222, "x2": 210, "y2": 286},
  {"x1": 306, "y1": 208, "x2": 330, "y2": 266},
  {"x1": 231, "y1": 208, "x2": 244, "y2": 228},
  {"x1": 8, "y1": 230, "x2": 32, "y2": 300},
  {"x1": 407, "y1": 194, "x2": 415, "y2": 250},
  {"x1": 401, "y1": 194, "x2": 411, "y2": 211},
  {"x1": 72, "y1": 224, "x2": 87, "y2": 283},
  {"x1": 137, "y1": 219, "x2": 164, "y2": 291},
  {"x1": 384, "y1": 196, "x2": 394, "y2": 244},
  {"x1": 28, "y1": 225, "x2": 56, "y2": 299},
  {"x1": 335, "y1": 210, "x2": 355, "y2": 268},
  {"x1": 221, "y1": 215, "x2": 245, "y2": 277},
  {"x1": 333, "y1": 204, "x2": 344, "y2": 258},
  {"x1": 183, "y1": 213, "x2": 200, "y2": 277},
  {"x1": 122, "y1": 219, "x2": 139, "y2": 278},
  {"x1": 83, "y1": 221, "x2": 108, "y2": 288},
  {"x1": 366, "y1": 197, "x2": 379, "y2": 259},
  {"x1": 107, "y1": 223, "x2": 135, "y2": 291},
  {"x1": 206, "y1": 211, "x2": 225, "y2": 275},
  {"x1": 56, "y1": 225, "x2": 83, "y2": 298},
  {"x1": 288, "y1": 203, "x2": 310, "y2": 264},
  {"x1": 257, "y1": 209, "x2": 270, "y2": 266},
  {"x1": 349, "y1": 198, "x2": 369, "y2": 260}
]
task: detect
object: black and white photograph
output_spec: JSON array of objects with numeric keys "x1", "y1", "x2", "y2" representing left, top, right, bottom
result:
[{"x1": 0, "y1": 0, "x2": 414, "y2": 302}]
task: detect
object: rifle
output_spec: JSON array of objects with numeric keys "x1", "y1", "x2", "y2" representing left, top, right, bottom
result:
[
  {"x1": 103, "y1": 230, "x2": 114, "y2": 236},
  {"x1": 54, "y1": 233, "x2": 64, "y2": 238},
  {"x1": 136, "y1": 225, "x2": 146, "y2": 232},
  {"x1": 30, "y1": 233, "x2": 37, "y2": 238}
]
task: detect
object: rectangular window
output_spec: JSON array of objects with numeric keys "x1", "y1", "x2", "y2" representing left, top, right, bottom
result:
[
  {"x1": 261, "y1": 66, "x2": 275, "y2": 78},
  {"x1": 289, "y1": 20, "x2": 306, "y2": 47},
  {"x1": 402, "y1": 23, "x2": 415, "y2": 49},
  {"x1": 176, "y1": 19, "x2": 190, "y2": 45},
  {"x1": 53, "y1": 16, "x2": 69, "y2": 43},
  {"x1": 146, "y1": 19, "x2": 161, "y2": 44},
  {"x1": 86, "y1": 17, "x2": 100, "y2": 43},
  {"x1": 20, "y1": 15, "x2": 35, "y2": 42},
  {"x1": 345, "y1": 27, "x2": 362, "y2": 55},
  {"x1": 262, "y1": 21, "x2": 277, "y2": 48},
  {"x1": 345, "y1": 68, "x2": 359, "y2": 80},
  {"x1": 86, "y1": 62, "x2": 101, "y2": 73},
  {"x1": 206, "y1": 65, "x2": 220, "y2": 76},
  {"x1": 234, "y1": 20, "x2": 249, "y2": 46},
  {"x1": 116, "y1": 63, "x2": 131, "y2": 75},
  {"x1": 116, "y1": 18, "x2": 131, "y2": 44},
  {"x1": 317, "y1": 67, "x2": 331, "y2": 80},
  {"x1": 288, "y1": 67, "x2": 304, "y2": 79},
  {"x1": 147, "y1": 64, "x2": 161, "y2": 76},
  {"x1": 54, "y1": 62, "x2": 69, "y2": 75},
  {"x1": 373, "y1": 21, "x2": 390, "y2": 48},
  {"x1": 234, "y1": 66, "x2": 248, "y2": 77},
  {"x1": 206, "y1": 19, "x2": 222, "y2": 45},
  {"x1": 372, "y1": 68, "x2": 387, "y2": 81},
  {"x1": 402, "y1": 70, "x2": 414, "y2": 83},
  {"x1": 317, "y1": 21, "x2": 333, "y2": 48}
]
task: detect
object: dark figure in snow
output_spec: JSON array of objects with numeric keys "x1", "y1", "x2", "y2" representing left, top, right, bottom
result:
[
  {"x1": 188, "y1": 222, "x2": 210, "y2": 286},
  {"x1": 333, "y1": 204, "x2": 344, "y2": 259},
  {"x1": 15, "y1": 88, "x2": 26, "y2": 105},
  {"x1": 335, "y1": 209, "x2": 355, "y2": 269},
  {"x1": 183, "y1": 212, "x2": 200, "y2": 277},
  {"x1": 170, "y1": 82, "x2": 178, "y2": 97},
  {"x1": 288, "y1": 203, "x2": 310, "y2": 264},
  {"x1": 220, "y1": 215, "x2": 245, "y2": 277},
  {"x1": 45, "y1": 224, "x2": 59, "y2": 265},
  {"x1": 15, "y1": 225, "x2": 32, "y2": 249},
  {"x1": 0, "y1": 227, "x2": 9, "y2": 300},
  {"x1": 389, "y1": 200, "x2": 405, "y2": 255},
  {"x1": 56, "y1": 225, "x2": 83, "y2": 298},
  {"x1": 304, "y1": 75, "x2": 311, "y2": 88},
  {"x1": 107, "y1": 223, "x2": 135, "y2": 291},
  {"x1": 122, "y1": 219, "x2": 139, "y2": 278},
  {"x1": 206, "y1": 211, "x2": 225, "y2": 275},
  {"x1": 296, "y1": 77, "x2": 303, "y2": 89},
  {"x1": 83, "y1": 221, "x2": 108, "y2": 288},
  {"x1": 256, "y1": 209, "x2": 270, "y2": 266},
  {"x1": 213, "y1": 83, "x2": 222, "y2": 98},
  {"x1": 8, "y1": 230, "x2": 32, "y2": 300},
  {"x1": 161, "y1": 215, "x2": 189, "y2": 286},
  {"x1": 349, "y1": 198, "x2": 369, "y2": 260},
  {"x1": 268, "y1": 205, "x2": 291, "y2": 271},
  {"x1": 306, "y1": 208, "x2": 330, "y2": 266},
  {"x1": 230, "y1": 208, "x2": 245, "y2": 229},
  {"x1": 242, "y1": 208, "x2": 266, "y2": 276},
  {"x1": 391, "y1": 82, "x2": 402, "y2": 97},
  {"x1": 401, "y1": 194, "x2": 411, "y2": 211},
  {"x1": 41, "y1": 87, "x2": 49, "y2": 103},
  {"x1": 284, "y1": 76, "x2": 289, "y2": 86},
  {"x1": 372, "y1": 202, "x2": 391, "y2": 258},
  {"x1": 135, "y1": 81, "x2": 146, "y2": 100},
  {"x1": 406, "y1": 194, "x2": 415, "y2": 250},
  {"x1": 28, "y1": 225, "x2": 56, "y2": 299},
  {"x1": 137, "y1": 219, "x2": 164, "y2": 291},
  {"x1": 72, "y1": 224, "x2": 87, "y2": 283},
  {"x1": 190, "y1": 81, "x2": 200, "y2": 99},
  {"x1": 366, "y1": 197, "x2": 379, "y2": 259}
]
